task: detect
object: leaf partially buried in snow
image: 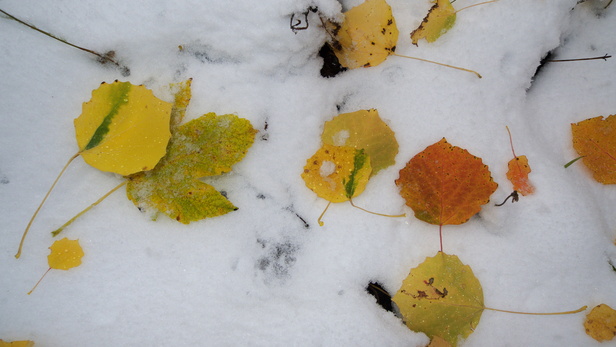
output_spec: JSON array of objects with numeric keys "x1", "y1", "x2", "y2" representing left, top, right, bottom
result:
[
  {"x1": 126, "y1": 112, "x2": 256, "y2": 223},
  {"x1": 74, "y1": 81, "x2": 172, "y2": 175},
  {"x1": 302, "y1": 144, "x2": 372, "y2": 203},
  {"x1": 571, "y1": 115, "x2": 616, "y2": 184},
  {"x1": 411, "y1": 0, "x2": 456, "y2": 45},
  {"x1": 321, "y1": 109, "x2": 398, "y2": 175},
  {"x1": 0, "y1": 340, "x2": 35, "y2": 347},
  {"x1": 392, "y1": 252, "x2": 484, "y2": 346},
  {"x1": 584, "y1": 304, "x2": 616, "y2": 342},
  {"x1": 396, "y1": 138, "x2": 497, "y2": 226},
  {"x1": 326, "y1": 0, "x2": 398, "y2": 68}
]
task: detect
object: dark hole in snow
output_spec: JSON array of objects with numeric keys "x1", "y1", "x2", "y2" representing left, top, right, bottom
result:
[
  {"x1": 366, "y1": 282, "x2": 393, "y2": 313},
  {"x1": 319, "y1": 43, "x2": 346, "y2": 78}
]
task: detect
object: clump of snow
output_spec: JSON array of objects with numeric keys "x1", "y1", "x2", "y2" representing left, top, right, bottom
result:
[
  {"x1": 320, "y1": 160, "x2": 336, "y2": 177},
  {"x1": 332, "y1": 129, "x2": 351, "y2": 146},
  {"x1": 1, "y1": 0, "x2": 616, "y2": 346}
]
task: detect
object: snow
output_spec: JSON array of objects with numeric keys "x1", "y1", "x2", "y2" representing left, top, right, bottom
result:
[{"x1": 1, "y1": 0, "x2": 616, "y2": 346}]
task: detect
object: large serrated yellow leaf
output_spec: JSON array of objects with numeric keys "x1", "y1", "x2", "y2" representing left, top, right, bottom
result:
[{"x1": 74, "y1": 81, "x2": 172, "y2": 175}]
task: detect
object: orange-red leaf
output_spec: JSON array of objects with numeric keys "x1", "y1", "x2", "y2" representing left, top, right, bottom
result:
[
  {"x1": 571, "y1": 115, "x2": 616, "y2": 184},
  {"x1": 506, "y1": 155, "x2": 535, "y2": 196},
  {"x1": 396, "y1": 138, "x2": 497, "y2": 225}
]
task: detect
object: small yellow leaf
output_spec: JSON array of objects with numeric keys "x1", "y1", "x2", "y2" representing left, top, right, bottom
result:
[
  {"x1": 48, "y1": 238, "x2": 84, "y2": 270},
  {"x1": 411, "y1": 0, "x2": 456, "y2": 45},
  {"x1": 301, "y1": 144, "x2": 372, "y2": 203},
  {"x1": 328, "y1": 0, "x2": 398, "y2": 69},
  {"x1": 321, "y1": 109, "x2": 398, "y2": 175},
  {"x1": 584, "y1": 304, "x2": 616, "y2": 342},
  {"x1": 74, "y1": 81, "x2": 172, "y2": 175}
]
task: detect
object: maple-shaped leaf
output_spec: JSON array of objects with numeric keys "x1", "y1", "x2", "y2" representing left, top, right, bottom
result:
[
  {"x1": 302, "y1": 144, "x2": 372, "y2": 203},
  {"x1": 584, "y1": 304, "x2": 616, "y2": 342},
  {"x1": 571, "y1": 115, "x2": 616, "y2": 184},
  {"x1": 74, "y1": 80, "x2": 172, "y2": 175},
  {"x1": 326, "y1": 0, "x2": 398, "y2": 69},
  {"x1": 392, "y1": 252, "x2": 484, "y2": 346},
  {"x1": 28, "y1": 238, "x2": 84, "y2": 294},
  {"x1": 396, "y1": 138, "x2": 497, "y2": 226},
  {"x1": 126, "y1": 112, "x2": 256, "y2": 223},
  {"x1": 321, "y1": 109, "x2": 398, "y2": 175},
  {"x1": 411, "y1": 0, "x2": 456, "y2": 45}
]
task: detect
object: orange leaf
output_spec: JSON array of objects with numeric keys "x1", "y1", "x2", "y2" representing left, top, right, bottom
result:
[
  {"x1": 571, "y1": 115, "x2": 616, "y2": 184},
  {"x1": 396, "y1": 138, "x2": 497, "y2": 226},
  {"x1": 506, "y1": 155, "x2": 534, "y2": 196}
]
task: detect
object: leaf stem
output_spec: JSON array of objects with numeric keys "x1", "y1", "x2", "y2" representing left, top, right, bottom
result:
[
  {"x1": 16, "y1": 153, "x2": 79, "y2": 259},
  {"x1": 455, "y1": 0, "x2": 498, "y2": 14},
  {"x1": 0, "y1": 8, "x2": 129, "y2": 75},
  {"x1": 27, "y1": 267, "x2": 51, "y2": 295},
  {"x1": 52, "y1": 181, "x2": 127, "y2": 237},
  {"x1": 393, "y1": 53, "x2": 482, "y2": 78},
  {"x1": 318, "y1": 201, "x2": 332, "y2": 226},
  {"x1": 483, "y1": 305, "x2": 588, "y2": 315},
  {"x1": 548, "y1": 54, "x2": 611, "y2": 63},
  {"x1": 439, "y1": 225, "x2": 444, "y2": 253},
  {"x1": 349, "y1": 199, "x2": 406, "y2": 218}
]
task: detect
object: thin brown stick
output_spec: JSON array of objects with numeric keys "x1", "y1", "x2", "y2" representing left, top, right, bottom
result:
[
  {"x1": 548, "y1": 54, "x2": 611, "y2": 62},
  {"x1": 16, "y1": 153, "x2": 79, "y2": 259}
]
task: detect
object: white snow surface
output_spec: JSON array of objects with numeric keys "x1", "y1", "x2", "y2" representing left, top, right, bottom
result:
[{"x1": 1, "y1": 0, "x2": 616, "y2": 346}]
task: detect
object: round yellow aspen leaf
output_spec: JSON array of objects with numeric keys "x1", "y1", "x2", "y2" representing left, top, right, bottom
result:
[
  {"x1": 302, "y1": 144, "x2": 372, "y2": 203},
  {"x1": 584, "y1": 304, "x2": 616, "y2": 342},
  {"x1": 48, "y1": 237, "x2": 84, "y2": 270},
  {"x1": 74, "y1": 81, "x2": 172, "y2": 176}
]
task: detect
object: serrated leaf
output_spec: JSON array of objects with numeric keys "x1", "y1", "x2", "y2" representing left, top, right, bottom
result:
[
  {"x1": 571, "y1": 115, "x2": 616, "y2": 184},
  {"x1": 126, "y1": 112, "x2": 256, "y2": 223},
  {"x1": 301, "y1": 144, "x2": 372, "y2": 203},
  {"x1": 321, "y1": 109, "x2": 398, "y2": 175},
  {"x1": 74, "y1": 81, "x2": 172, "y2": 175},
  {"x1": 396, "y1": 138, "x2": 497, "y2": 226},
  {"x1": 392, "y1": 252, "x2": 484, "y2": 346},
  {"x1": 327, "y1": 0, "x2": 398, "y2": 69}
]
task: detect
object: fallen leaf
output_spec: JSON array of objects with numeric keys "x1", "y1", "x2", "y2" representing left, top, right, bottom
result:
[
  {"x1": 392, "y1": 252, "x2": 484, "y2": 346},
  {"x1": 427, "y1": 336, "x2": 452, "y2": 347},
  {"x1": 28, "y1": 238, "x2": 84, "y2": 294},
  {"x1": 126, "y1": 112, "x2": 256, "y2": 223},
  {"x1": 74, "y1": 80, "x2": 172, "y2": 175},
  {"x1": 321, "y1": 109, "x2": 398, "y2": 175},
  {"x1": 48, "y1": 237, "x2": 84, "y2": 270},
  {"x1": 396, "y1": 138, "x2": 497, "y2": 226},
  {"x1": 301, "y1": 144, "x2": 372, "y2": 203},
  {"x1": 0, "y1": 340, "x2": 35, "y2": 347},
  {"x1": 571, "y1": 115, "x2": 616, "y2": 184},
  {"x1": 326, "y1": 0, "x2": 398, "y2": 68},
  {"x1": 584, "y1": 304, "x2": 616, "y2": 342},
  {"x1": 504, "y1": 126, "x2": 535, "y2": 196},
  {"x1": 411, "y1": 0, "x2": 456, "y2": 45}
]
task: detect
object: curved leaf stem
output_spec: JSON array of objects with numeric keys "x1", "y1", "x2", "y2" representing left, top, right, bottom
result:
[
  {"x1": 349, "y1": 199, "x2": 406, "y2": 218},
  {"x1": 16, "y1": 153, "x2": 79, "y2": 259},
  {"x1": 393, "y1": 53, "x2": 482, "y2": 78},
  {"x1": 318, "y1": 201, "x2": 332, "y2": 226},
  {"x1": 52, "y1": 181, "x2": 127, "y2": 237}
]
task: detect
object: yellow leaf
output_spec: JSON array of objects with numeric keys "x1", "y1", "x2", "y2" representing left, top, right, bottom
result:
[
  {"x1": 392, "y1": 252, "x2": 484, "y2": 346},
  {"x1": 48, "y1": 238, "x2": 84, "y2": 270},
  {"x1": 321, "y1": 109, "x2": 398, "y2": 175},
  {"x1": 301, "y1": 144, "x2": 372, "y2": 203},
  {"x1": 411, "y1": 0, "x2": 456, "y2": 45},
  {"x1": 328, "y1": 0, "x2": 398, "y2": 69},
  {"x1": 74, "y1": 81, "x2": 172, "y2": 175},
  {"x1": 584, "y1": 304, "x2": 616, "y2": 342},
  {"x1": 0, "y1": 340, "x2": 35, "y2": 347}
]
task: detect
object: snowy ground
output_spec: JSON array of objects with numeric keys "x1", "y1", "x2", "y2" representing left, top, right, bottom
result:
[{"x1": 1, "y1": 0, "x2": 616, "y2": 346}]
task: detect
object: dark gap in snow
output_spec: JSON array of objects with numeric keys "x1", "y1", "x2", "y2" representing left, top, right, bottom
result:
[
  {"x1": 319, "y1": 43, "x2": 345, "y2": 78},
  {"x1": 366, "y1": 282, "x2": 393, "y2": 313}
]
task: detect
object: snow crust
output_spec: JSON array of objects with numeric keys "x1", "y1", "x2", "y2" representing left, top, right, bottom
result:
[{"x1": 1, "y1": 0, "x2": 616, "y2": 346}]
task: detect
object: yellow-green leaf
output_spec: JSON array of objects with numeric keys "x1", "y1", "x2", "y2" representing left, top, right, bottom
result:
[
  {"x1": 126, "y1": 113, "x2": 256, "y2": 223},
  {"x1": 411, "y1": 0, "x2": 456, "y2": 45},
  {"x1": 0, "y1": 340, "x2": 35, "y2": 347},
  {"x1": 392, "y1": 252, "x2": 484, "y2": 346},
  {"x1": 321, "y1": 109, "x2": 398, "y2": 175},
  {"x1": 74, "y1": 81, "x2": 172, "y2": 175},
  {"x1": 48, "y1": 237, "x2": 84, "y2": 270},
  {"x1": 328, "y1": 0, "x2": 398, "y2": 69},
  {"x1": 301, "y1": 144, "x2": 372, "y2": 203}
]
